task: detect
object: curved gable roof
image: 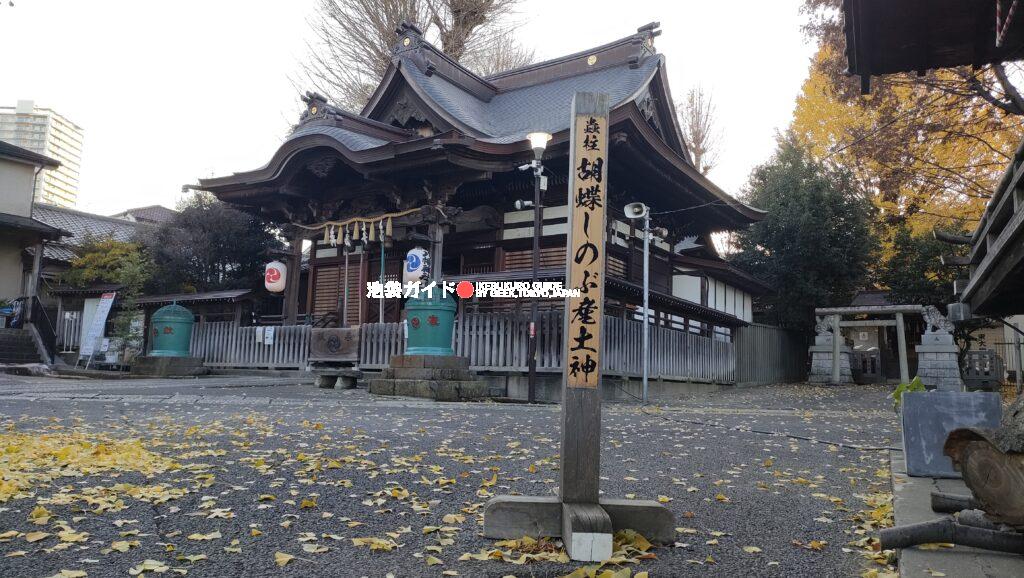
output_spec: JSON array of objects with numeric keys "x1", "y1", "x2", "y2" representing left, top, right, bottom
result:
[{"x1": 390, "y1": 51, "x2": 663, "y2": 144}]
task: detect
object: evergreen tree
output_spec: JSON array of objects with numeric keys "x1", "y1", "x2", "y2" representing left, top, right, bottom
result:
[
  {"x1": 731, "y1": 133, "x2": 877, "y2": 329},
  {"x1": 141, "y1": 193, "x2": 284, "y2": 294}
]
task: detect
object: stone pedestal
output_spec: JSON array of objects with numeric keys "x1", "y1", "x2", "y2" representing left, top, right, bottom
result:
[
  {"x1": 915, "y1": 331, "x2": 963, "y2": 391},
  {"x1": 368, "y1": 355, "x2": 489, "y2": 401},
  {"x1": 130, "y1": 355, "x2": 207, "y2": 377},
  {"x1": 808, "y1": 334, "x2": 853, "y2": 384}
]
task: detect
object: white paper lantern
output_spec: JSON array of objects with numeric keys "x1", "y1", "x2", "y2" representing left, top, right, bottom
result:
[
  {"x1": 265, "y1": 261, "x2": 287, "y2": 293},
  {"x1": 403, "y1": 247, "x2": 430, "y2": 285}
]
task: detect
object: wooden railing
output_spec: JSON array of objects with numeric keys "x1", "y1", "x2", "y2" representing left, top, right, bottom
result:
[
  {"x1": 357, "y1": 312, "x2": 736, "y2": 383},
  {"x1": 359, "y1": 322, "x2": 405, "y2": 369},
  {"x1": 190, "y1": 322, "x2": 310, "y2": 369}
]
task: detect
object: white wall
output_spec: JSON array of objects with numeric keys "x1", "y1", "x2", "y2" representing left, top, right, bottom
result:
[
  {"x1": 0, "y1": 242, "x2": 24, "y2": 300},
  {"x1": 0, "y1": 158, "x2": 36, "y2": 217},
  {"x1": 703, "y1": 277, "x2": 752, "y2": 322},
  {"x1": 671, "y1": 270, "x2": 701, "y2": 303},
  {"x1": 670, "y1": 272, "x2": 753, "y2": 323}
]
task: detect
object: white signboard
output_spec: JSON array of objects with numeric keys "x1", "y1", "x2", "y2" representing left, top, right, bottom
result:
[
  {"x1": 80, "y1": 292, "x2": 116, "y2": 358},
  {"x1": 264, "y1": 326, "x2": 276, "y2": 345}
]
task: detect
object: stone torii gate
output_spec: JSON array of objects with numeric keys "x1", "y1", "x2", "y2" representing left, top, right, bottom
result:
[
  {"x1": 809, "y1": 304, "x2": 964, "y2": 389},
  {"x1": 810, "y1": 305, "x2": 919, "y2": 385}
]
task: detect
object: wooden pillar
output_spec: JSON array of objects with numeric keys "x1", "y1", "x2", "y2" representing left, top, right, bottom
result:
[
  {"x1": 23, "y1": 241, "x2": 44, "y2": 323},
  {"x1": 831, "y1": 313, "x2": 842, "y2": 383},
  {"x1": 895, "y1": 312, "x2": 909, "y2": 384},
  {"x1": 430, "y1": 222, "x2": 444, "y2": 283},
  {"x1": 29, "y1": 241, "x2": 43, "y2": 298},
  {"x1": 283, "y1": 235, "x2": 303, "y2": 326}
]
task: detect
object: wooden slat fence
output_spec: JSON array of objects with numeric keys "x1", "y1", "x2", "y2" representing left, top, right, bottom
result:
[
  {"x1": 733, "y1": 323, "x2": 808, "y2": 385},
  {"x1": 359, "y1": 322, "x2": 405, "y2": 369},
  {"x1": 357, "y1": 312, "x2": 736, "y2": 383},
  {"x1": 190, "y1": 322, "x2": 310, "y2": 368}
]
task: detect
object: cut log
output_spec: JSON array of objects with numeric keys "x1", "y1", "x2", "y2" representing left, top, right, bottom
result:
[
  {"x1": 880, "y1": 517, "x2": 1024, "y2": 554},
  {"x1": 930, "y1": 492, "x2": 982, "y2": 513}
]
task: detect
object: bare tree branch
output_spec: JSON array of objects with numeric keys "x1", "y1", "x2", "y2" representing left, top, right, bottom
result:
[
  {"x1": 677, "y1": 86, "x2": 721, "y2": 175},
  {"x1": 297, "y1": 0, "x2": 533, "y2": 112}
]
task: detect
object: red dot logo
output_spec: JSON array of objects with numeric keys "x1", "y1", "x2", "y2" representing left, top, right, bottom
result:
[{"x1": 455, "y1": 281, "x2": 475, "y2": 299}]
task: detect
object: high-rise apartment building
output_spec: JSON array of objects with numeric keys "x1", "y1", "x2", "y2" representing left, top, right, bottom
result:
[{"x1": 0, "y1": 100, "x2": 83, "y2": 207}]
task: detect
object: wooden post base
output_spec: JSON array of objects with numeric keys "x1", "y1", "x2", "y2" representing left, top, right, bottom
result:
[
  {"x1": 482, "y1": 495, "x2": 675, "y2": 561},
  {"x1": 562, "y1": 502, "x2": 613, "y2": 561}
]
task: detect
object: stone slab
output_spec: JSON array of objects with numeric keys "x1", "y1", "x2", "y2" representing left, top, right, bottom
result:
[
  {"x1": 901, "y1": 391, "x2": 1001, "y2": 478},
  {"x1": 920, "y1": 331, "x2": 955, "y2": 346},
  {"x1": 382, "y1": 367, "x2": 475, "y2": 381},
  {"x1": 130, "y1": 356, "x2": 207, "y2": 377},
  {"x1": 388, "y1": 355, "x2": 469, "y2": 369},
  {"x1": 482, "y1": 495, "x2": 675, "y2": 546},
  {"x1": 370, "y1": 378, "x2": 489, "y2": 401},
  {"x1": 368, "y1": 379, "x2": 395, "y2": 396},
  {"x1": 890, "y1": 451, "x2": 1024, "y2": 578}
]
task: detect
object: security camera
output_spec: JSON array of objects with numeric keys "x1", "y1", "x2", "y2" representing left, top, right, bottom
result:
[
  {"x1": 514, "y1": 199, "x2": 534, "y2": 210},
  {"x1": 623, "y1": 202, "x2": 649, "y2": 220}
]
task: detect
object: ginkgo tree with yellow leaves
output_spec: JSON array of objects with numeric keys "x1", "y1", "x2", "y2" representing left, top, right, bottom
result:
[
  {"x1": 791, "y1": 45, "x2": 1022, "y2": 236},
  {"x1": 797, "y1": 0, "x2": 1024, "y2": 237}
]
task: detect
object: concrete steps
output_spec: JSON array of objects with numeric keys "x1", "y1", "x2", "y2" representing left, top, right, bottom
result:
[{"x1": 0, "y1": 328, "x2": 42, "y2": 364}]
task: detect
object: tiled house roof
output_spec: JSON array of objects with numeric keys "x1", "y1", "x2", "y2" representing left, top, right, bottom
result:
[
  {"x1": 110, "y1": 204, "x2": 177, "y2": 224},
  {"x1": 32, "y1": 203, "x2": 145, "y2": 264}
]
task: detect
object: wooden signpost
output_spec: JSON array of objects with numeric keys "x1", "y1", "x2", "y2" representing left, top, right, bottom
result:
[
  {"x1": 482, "y1": 92, "x2": 674, "y2": 562},
  {"x1": 560, "y1": 93, "x2": 613, "y2": 560}
]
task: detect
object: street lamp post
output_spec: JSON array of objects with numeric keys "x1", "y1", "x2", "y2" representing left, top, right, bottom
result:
[
  {"x1": 525, "y1": 131, "x2": 551, "y2": 404},
  {"x1": 624, "y1": 202, "x2": 651, "y2": 403}
]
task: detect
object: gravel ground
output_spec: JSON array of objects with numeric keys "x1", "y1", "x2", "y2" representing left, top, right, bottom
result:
[{"x1": 0, "y1": 376, "x2": 898, "y2": 577}]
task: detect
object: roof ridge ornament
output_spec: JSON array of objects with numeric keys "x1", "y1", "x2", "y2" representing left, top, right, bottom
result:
[
  {"x1": 299, "y1": 91, "x2": 332, "y2": 123},
  {"x1": 394, "y1": 20, "x2": 425, "y2": 55},
  {"x1": 633, "y1": 22, "x2": 661, "y2": 57}
]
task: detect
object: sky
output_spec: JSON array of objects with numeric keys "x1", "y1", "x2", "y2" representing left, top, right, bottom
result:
[{"x1": 0, "y1": 0, "x2": 817, "y2": 215}]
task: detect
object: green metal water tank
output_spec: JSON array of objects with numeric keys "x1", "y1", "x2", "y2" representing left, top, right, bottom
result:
[
  {"x1": 149, "y1": 303, "x2": 195, "y2": 357},
  {"x1": 404, "y1": 292, "x2": 456, "y2": 356}
]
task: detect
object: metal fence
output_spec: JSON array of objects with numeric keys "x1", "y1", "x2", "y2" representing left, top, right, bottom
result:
[
  {"x1": 992, "y1": 340, "x2": 1024, "y2": 382},
  {"x1": 733, "y1": 323, "x2": 808, "y2": 385},
  {"x1": 58, "y1": 310, "x2": 82, "y2": 352},
  {"x1": 190, "y1": 322, "x2": 310, "y2": 369}
]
